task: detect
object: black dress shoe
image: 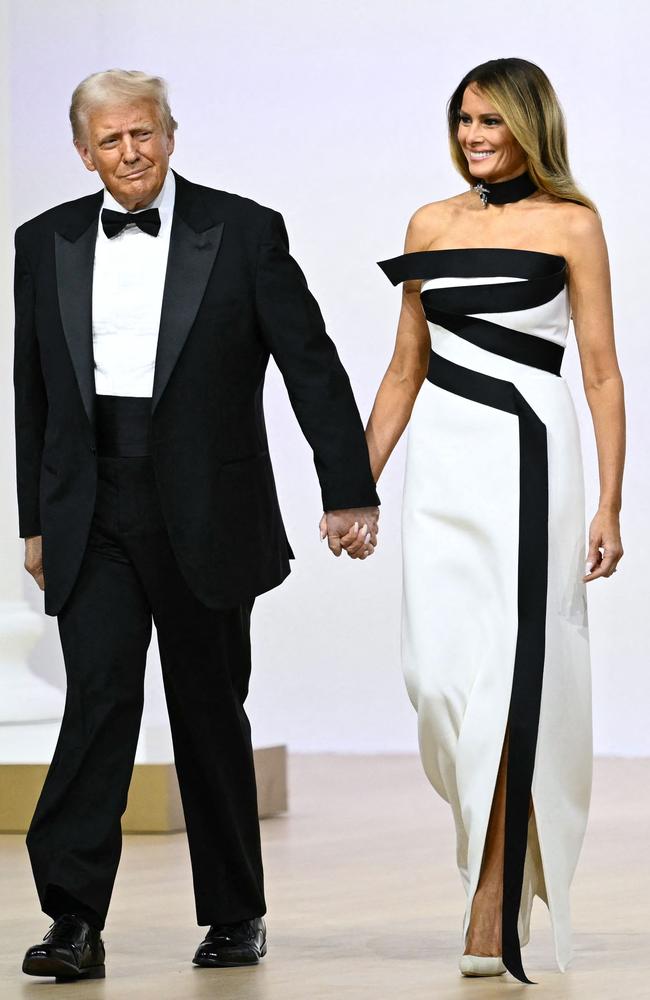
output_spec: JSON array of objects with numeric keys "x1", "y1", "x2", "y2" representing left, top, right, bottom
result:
[
  {"x1": 22, "y1": 913, "x2": 105, "y2": 982},
  {"x1": 193, "y1": 917, "x2": 267, "y2": 967}
]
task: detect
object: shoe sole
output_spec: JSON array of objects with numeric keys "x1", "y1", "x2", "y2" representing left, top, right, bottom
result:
[
  {"x1": 22, "y1": 957, "x2": 105, "y2": 981},
  {"x1": 193, "y1": 942, "x2": 267, "y2": 968},
  {"x1": 461, "y1": 970, "x2": 506, "y2": 977}
]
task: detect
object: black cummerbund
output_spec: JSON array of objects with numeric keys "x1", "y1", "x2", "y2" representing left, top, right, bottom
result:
[{"x1": 95, "y1": 395, "x2": 152, "y2": 457}]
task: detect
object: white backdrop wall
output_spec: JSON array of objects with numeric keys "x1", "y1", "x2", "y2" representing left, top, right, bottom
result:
[{"x1": 4, "y1": 0, "x2": 648, "y2": 754}]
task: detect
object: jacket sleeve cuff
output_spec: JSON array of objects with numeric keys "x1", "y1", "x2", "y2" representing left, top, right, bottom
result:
[
  {"x1": 19, "y1": 519, "x2": 41, "y2": 539},
  {"x1": 321, "y1": 485, "x2": 380, "y2": 512}
]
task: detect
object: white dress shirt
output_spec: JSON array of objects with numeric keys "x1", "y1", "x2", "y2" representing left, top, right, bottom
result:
[{"x1": 92, "y1": 169, "x2": 176, "y2": 397}]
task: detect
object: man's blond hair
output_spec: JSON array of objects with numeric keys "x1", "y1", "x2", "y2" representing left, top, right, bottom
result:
[{"x1": 70, "y1": 69, "x2": 178, "y2": 142}]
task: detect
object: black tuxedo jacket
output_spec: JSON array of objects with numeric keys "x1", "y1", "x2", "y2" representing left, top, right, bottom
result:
[{"x1": 14, "y1": 171, "x2": 379, "y2": 616}]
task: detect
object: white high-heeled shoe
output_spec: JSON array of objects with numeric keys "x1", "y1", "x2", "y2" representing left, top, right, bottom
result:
[{"x1": 459, "y1": 954, "x2": 507, "y2": 977}]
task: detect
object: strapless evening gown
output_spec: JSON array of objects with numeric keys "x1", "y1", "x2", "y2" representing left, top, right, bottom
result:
[{"x1": 379, "y1": 249, "x2": 592, "y2": 983}]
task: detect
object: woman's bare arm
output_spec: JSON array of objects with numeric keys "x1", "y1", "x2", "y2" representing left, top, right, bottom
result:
[
  {"x1": 366, "y1": 210, "x2": 434, "y2": 482},
  {"x1": 566, "y1": 207, "x2": 625, "y2": 580}
]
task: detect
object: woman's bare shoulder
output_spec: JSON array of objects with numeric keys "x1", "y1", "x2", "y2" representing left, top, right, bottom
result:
[
  {"x1": 526, "y1": 195, "x2": 604, "y2": 262},
  {"x1": 406, "y1": 193, "x2": 471, "y2": 251},
  {"x1": 537, "y1": 196, "x2": 601, "y2": 236},
  {"x1": 552, "y1": 198, "x2": 600, "y2": 228},
  {"x1": 552, "y1": 201, "x2": 605, "y2": 264}
]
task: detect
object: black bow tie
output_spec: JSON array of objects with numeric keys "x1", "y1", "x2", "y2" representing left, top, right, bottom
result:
[{"x1": 101, "y1": 207, "x2": 161, "y2": 239}]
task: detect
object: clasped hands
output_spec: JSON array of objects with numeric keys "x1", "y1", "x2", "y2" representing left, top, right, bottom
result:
[{"x1": 319, "y1": 507, "x2": 379, "y2": 560}]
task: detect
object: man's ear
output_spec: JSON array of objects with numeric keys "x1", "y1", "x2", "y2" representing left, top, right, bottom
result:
[
  {"x1": 166, "y1": 132, "x2": 175, "y2": 157},
  {"x1": 74, "y1": 139, "x2": 97, "y2": 173}
]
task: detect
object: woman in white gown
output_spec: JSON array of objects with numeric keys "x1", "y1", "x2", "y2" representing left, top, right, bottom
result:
[{"x1": 364, "y1": 58, "x2": 625, "y2": 983}]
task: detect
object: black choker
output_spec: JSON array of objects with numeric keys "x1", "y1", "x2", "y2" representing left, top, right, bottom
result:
[{"x1": 472, "y1": 170, "x2": 537, "y2": 208}]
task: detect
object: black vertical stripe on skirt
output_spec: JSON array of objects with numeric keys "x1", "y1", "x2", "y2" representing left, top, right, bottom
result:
[{"x1": 427, "y1": 349, "x2": 548, "y2": 986}]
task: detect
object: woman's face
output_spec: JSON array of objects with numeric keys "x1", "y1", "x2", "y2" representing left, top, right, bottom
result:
[{"x1": 457, "y1": 85, "x2": 527, "y2": 183}]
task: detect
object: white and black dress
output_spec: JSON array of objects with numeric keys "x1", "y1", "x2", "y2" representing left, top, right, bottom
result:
[{"x1": 379, "y1": 246, "x2": 591, "y2": 982}]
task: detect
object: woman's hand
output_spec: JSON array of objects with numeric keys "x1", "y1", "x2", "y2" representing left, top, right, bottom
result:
[{"x1": 583, "y1": 510, "x2": 623, "y2": 582}]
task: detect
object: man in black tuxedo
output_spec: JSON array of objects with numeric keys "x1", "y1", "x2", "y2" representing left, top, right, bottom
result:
[{"x1": 15, "y1": 69, "x2": 379, "y2": 983}]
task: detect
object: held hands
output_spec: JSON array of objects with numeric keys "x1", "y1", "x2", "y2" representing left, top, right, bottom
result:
[
  {"x1": 319, "y1": 507, "x2": 379, "y2": 560},
  {"x1": 583, "y1": 509, "x2": 623, "y2": 582},
  {"x1": 24, "y1": 536, "x2": 45, "y2": 591}
]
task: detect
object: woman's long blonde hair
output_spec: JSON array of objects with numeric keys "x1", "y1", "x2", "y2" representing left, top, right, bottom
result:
[{"x1": 447, "y1": 58, "x2": 596, "y2": 213}]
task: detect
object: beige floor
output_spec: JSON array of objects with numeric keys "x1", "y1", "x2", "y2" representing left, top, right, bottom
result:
[{"x1": 1, "y1": 755, "x2": 648, "y2": 999}]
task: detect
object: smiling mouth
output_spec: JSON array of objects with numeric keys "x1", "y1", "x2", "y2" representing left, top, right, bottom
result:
[
  {"x1": 122, "y1": 167, "x2": 150, "y2": 179},
  {"x1": 469, "y1": 150, "x2": 496, "y2": 160}
]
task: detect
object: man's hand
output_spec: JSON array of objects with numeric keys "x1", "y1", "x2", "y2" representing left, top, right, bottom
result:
[
  {"x1": 319, "y1": 507, "x2": 379, "y2": 559},
  {"x1": 24, "y1": 536, "x2": 45, "y2": 591}
]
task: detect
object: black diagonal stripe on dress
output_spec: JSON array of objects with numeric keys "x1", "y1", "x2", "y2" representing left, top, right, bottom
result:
[
  {"x1": 378, "y1": 248, "x2": 566, "y2": 286},
  {"x1": 420, "y1": 269, "x2": 565, "y2": 314},
  {"x1": 421, "y1": 303, "x2": 564, "y2": 375},
  {"x1": 426, "y1": 348, "x2": 548, "y2": 986}
]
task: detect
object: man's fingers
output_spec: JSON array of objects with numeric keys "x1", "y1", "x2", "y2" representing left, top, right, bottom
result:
[
  {"x1": 348, "y1": 543, "x2": 375, "y2": 561},
  {"x1": 340, "y1": 522, "x2": 359, "y2": 548},
  {"x1": 328, "y1": 534, "x2": 343, "y2": 557},
  {"x1": 25, "y1": 564, "x2": 45, "y2": 586},
  {"x1": 345, "y1": 523, "x2": 369, "y2": 557},
  {"x1": 346, "y1": 532, "x2": 376, "y2": 560},
  {"x1": 26, "y1": 565, "x2": 45, "y2": 590}
]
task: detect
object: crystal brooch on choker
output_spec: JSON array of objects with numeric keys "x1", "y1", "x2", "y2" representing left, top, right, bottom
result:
[{"x1": 473, "y1": 182, "x2": 489, "y2": 208}]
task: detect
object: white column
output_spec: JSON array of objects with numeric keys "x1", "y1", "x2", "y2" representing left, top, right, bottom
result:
[{"x1": 0, "y1": 3, "x2": 63, "y2": 760}]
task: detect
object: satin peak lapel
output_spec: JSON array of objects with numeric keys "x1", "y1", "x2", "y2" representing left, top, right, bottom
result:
[
  {"x1": 152, "y1": 215, "x2": 224, "y2": 411},
  {"x1": 55, "y1": 221, "x2": 98, "y2": 431}
]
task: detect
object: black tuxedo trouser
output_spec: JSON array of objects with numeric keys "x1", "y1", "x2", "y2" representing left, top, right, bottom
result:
[{"x1": 26, "y1": 452, "x2": 266, "y2": 930}]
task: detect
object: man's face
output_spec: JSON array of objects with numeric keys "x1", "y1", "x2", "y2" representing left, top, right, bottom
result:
[{"x1": 75, "y1": 99, "x2": 175, "y2": 211}]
